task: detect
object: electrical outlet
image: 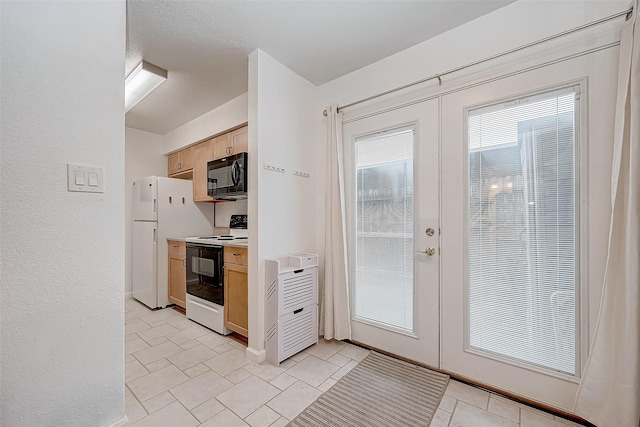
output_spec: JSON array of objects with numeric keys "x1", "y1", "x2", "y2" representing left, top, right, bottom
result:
[
  {"x1": 264, "y1": 163, "x2": 285, "y2": 173},
  {"x1": 293, "y1": 171, "x2": 310, "y2": 178}
]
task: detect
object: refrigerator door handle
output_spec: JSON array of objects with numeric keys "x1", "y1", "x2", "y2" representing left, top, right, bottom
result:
[
  {"x1": 153, "y1": 198, "x2": 157, "y2": 216},
  {"x1": 153, "y1": 227, "x2": 157, "y2": 245}
]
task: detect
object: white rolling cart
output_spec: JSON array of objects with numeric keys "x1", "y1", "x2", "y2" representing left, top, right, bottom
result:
[{"x1": 265, "y1": 253, "x2": 318, "y2": 365}]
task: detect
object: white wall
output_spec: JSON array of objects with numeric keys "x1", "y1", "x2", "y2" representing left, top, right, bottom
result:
[
  {"x1": 125, "y1": 128, "x2": 167, "y2": 296},
  {"x1": 163, "y1": 92, "x2": 248, "y2": 154},
  {"x1": 0, "y1": 2, "x2": 126, "y2": 426},
  {"x1": 247, "y1": 50, "x2": 318, "y2": 360},
  {"x1": 214, "y1": 200, "x2": 248, "y2": 228},
  {"x1": 316, "y1": 1, "x2": 627, "y2": 108}
]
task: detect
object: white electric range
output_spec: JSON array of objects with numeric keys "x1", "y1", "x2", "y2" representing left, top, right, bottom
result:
[{"x1": 184, "y1": 214, "x2": 247, "y2": 334}]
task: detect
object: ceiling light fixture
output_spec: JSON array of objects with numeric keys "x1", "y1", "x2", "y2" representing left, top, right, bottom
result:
[{"x1": 125, "y1": 60, "x2": 167, "y2": 112}]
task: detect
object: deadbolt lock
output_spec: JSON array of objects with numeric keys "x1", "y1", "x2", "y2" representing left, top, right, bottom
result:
[{"x1": 426, "y1": 228, "x2": 435, "y2": 236}]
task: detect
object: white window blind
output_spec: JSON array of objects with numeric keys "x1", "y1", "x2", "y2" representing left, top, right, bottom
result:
[
  {"x1": 354, "y1": 127, "x2": 414, "y2": 331},
  {"x1": 467, "y1": 87, "x2": 578, "y2": 375}
]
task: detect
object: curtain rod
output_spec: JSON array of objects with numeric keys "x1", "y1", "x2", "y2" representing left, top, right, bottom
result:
[{"x1": 322, "y1": 6, "x2": 633, "y2": 117}]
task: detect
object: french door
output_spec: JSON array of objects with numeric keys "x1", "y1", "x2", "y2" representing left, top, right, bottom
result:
[
  {"x1": 343, "y1": 99, "x2": 440, "y2": 367},
  {"x1": 341, "y1": 44, "x2": 616, "y2": 411},
  {"x1": 440, "y1": 49, "x2": 615, "y2": 410}
]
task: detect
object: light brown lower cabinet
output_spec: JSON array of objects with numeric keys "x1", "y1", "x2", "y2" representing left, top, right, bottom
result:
[
  {"x1": 224, "y1": 246, "x2": 248, "y2": 337},
  {"x1": 168, "y1": 240, "x2": 186, "y2": 309}
]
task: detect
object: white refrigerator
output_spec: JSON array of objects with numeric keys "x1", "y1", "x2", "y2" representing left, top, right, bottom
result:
[{"x1": 132, "y1": 176, "x2": 213, "y2": 309}]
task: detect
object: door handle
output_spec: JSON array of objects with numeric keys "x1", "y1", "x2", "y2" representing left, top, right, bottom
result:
[{"x1": 417, "y1": 247, "x2": 436, "y2": 256}]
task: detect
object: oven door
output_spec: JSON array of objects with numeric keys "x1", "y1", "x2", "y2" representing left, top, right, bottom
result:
[{"x1": 186, "y1": 243, "x2": 224, "y2": 306}]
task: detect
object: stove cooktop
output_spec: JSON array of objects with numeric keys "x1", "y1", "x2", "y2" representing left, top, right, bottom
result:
[{"x1": 195, "y1": 236, "x2": 247, "y2": 240}]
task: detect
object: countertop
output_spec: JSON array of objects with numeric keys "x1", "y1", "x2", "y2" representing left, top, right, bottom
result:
[
  {"x1": 166, "y1": 237, "x2": 248, "y2": 248},
  {"x1": 166, "y1": 237, "x2": 187, "y2": 242}
]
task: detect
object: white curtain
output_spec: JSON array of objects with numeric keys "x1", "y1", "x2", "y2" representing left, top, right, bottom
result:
[
  {"x1": 320, "y1": 105, "x2": 352, "y2": 341},
  {"x1": 575, "y1": 3, "x2": 639, "y2": 426}
]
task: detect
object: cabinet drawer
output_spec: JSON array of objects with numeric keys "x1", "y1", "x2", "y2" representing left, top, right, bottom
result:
[
  {"x1": 265, "y1": 304, "x2": 318, "y2": 364},
  {"x1": 277, "y1": 267, "x2": 317, "y2": 316},
  {"x1": 224, "y1": 246, "x2": 248, "y2": 265},
  {"x1": 167, "y1": 240, "x2": 186, "y2": 256}
]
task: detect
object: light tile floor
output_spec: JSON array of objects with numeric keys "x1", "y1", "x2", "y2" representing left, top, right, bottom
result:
[{"x1": 124, "y1": 298, "x2": 583, "y2": 427}]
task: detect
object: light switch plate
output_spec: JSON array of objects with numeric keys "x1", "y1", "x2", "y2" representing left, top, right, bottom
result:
[{"x1": 67, "y1": 164, "x2": 104, "y2": 193}]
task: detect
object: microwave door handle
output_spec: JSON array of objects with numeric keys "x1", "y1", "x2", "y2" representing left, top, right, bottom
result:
[{"x1": 231, "y1": 160, "x2": 240, "y2": 187}]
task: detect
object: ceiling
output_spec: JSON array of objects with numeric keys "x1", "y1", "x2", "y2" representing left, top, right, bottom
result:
[{"x1": 125, "y1": 1, "x2": 514, "y2": 135}]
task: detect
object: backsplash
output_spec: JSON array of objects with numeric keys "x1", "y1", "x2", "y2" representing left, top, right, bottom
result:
[{"x1": 214, "y1": 199, "x2": 247, "y2": 227}]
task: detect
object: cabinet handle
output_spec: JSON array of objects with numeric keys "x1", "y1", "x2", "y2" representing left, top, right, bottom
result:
[
  {"x1": 177, "y1": 162, "x2": 181, "y2": 169},
  {"x1": 169, "y1": 196, "x2": 172, "y2": 204},
  {"x1": 233, "y1": 253, "x2": 242, "y2": 256},
  {"x1": 172, "y1": 245, "x2": 179, "y2": 248},
  {"x1": 182, "y1": 258, "x2": 186, "y2": 267}
]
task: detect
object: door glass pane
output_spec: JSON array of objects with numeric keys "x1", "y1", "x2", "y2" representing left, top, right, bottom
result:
[
  {"x1": 354, "y1": 127, "x2": 414, "y2": 331},
  {"x1": 467, "y1": 88, "x2": 578, "y2": 375}
]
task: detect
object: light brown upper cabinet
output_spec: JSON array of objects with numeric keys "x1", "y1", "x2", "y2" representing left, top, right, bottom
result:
[
  {"x1": 192, "y1": 139, "x2": 215, "y2": 202},
  {"x1": 213, "y1": 125, "x2": 248, "y2": 160},
  {"x1": 230, "y1": 126, "x2": 248, "y2": 154},
  {"x1": 167, "y1": 146, "x2": 194, "y2": 177},
  {"x1": 212, "y1": 133, "x2": 231, "y2": 160}
]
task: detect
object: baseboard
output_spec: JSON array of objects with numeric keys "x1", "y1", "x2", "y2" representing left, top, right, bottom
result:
[
  {"x1": 109, "y1": 415, "x2": 129, "y2": 427},
  {"x1": 246, "y1": 346, "x2": 266, "y2": 363}
]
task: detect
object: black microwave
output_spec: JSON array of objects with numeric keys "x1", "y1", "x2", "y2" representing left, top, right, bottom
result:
[{"x1": 207, "y1": 152, "x2": 247, "y2": 200}]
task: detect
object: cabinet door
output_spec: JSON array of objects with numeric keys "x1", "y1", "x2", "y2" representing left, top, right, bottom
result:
[
  {"x1": 168, "y1": 254, "x2": 186, "y2": 308},
  {"x1": 168, "y1": 152, "x2": 181, "y2": 175},
  {"x1": 180, "y1": 146, "x2": 194, "y2": 171},
  {"x1": 213, "y1": 133, "x2": 231, "y2": 159},
  {"x1": 168, "y1": 241, "x2": 186, "y2": 308},
  {"x1": 230, "y1": 126, "x2": 248, "y2": 154},
  {"x1": 193, "y1": 140, "x2": 214, "y2": 202},
  {"x1": 224, "y1": 262, "x2": 248, "y2": 337},
  {"x1": 168, "y1": 147, "x2": 195, "y2": 176}
]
